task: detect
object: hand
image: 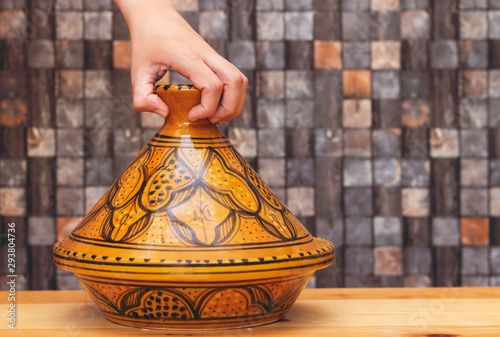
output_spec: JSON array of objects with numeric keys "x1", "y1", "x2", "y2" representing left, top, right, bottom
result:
[{"x1": 114, "y1": 0, "x2": 248, "y2": 124}]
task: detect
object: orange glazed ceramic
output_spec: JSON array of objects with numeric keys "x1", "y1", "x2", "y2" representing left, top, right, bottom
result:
[{"x1": 53, "y1": 84, "x2": 335, "y2": 330}]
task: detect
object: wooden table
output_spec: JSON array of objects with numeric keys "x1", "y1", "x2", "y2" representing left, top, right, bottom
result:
[{"x1": 1, "y1": 288, "x2": 500, "y2": 336}]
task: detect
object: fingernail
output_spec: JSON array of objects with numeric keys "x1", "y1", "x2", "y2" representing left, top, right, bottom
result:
[
  {"x1": 210, "y1": 118, "x2": 221, "y2": 124},
  {"x1": 154, "y1": 109, "x2": 167, "y2": 118}
]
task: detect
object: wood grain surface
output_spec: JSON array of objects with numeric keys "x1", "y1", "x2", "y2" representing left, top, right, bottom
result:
[{"x1": 1, "y1": 288, "x2": 500, "y2": 336}]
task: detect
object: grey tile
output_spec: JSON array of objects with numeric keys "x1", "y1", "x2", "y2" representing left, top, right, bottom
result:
[
  {"x1": 342, "y1": 0, "x2": 370, "y2": 10},
  {"x1": 404, "y1": 247, "x2": 432, "y2": 275},
  {"x1": 459, "y1": 99, "x2": 487, "y2": 128},
  {"x1": 56, "y1": 98, "x2": 84, "y2": 128},
  {"x1": 460, "y1": 11, "x2": 488, "y2": 39},
  {"x1": 431, "y1": 41, "x2": 459, "y2": 69},
  {"x1": 461, "y1": 159, "x2": 488, "y2": 186},
  {"x1": 315, "y1": 128, "x2": 343, "y2": 157},
  {"x1": 490, "y1": 99, "x2": 500, "y2": 127},
  {"x1": 56, "y1": 158, "x2": 84, "y2": 186},
  {"x1": 85, "y1": 158, "x2": 113, "y2": 186},
  {"x1": 285, "y1": 0, "x2": 313, "y2": 10},
  {"x1": 57, "y1": 129, "x2": 84, "y2": 157},
  {"x1": 374, "y1": 217, "x2": 402, "y2": 245},
  {"x1": 0, "y1": 159, "x2": 26, "y2": 186},
  {"x1": 286, "y1": 100, "x2": 314, "y2": 128},
  {"x1": 285, "y1": 12, "x2": 313, "y2": 40},
  {"x1": 489, "y1": 11, "x2": 500, "y2": 39},
  {"x1": 401, "y1": 160, "x2": 430, "y2": 186},
  {"x1": 285, "y1": 70, "x2": 313, "y2": 99},
  {"x1": 257, "y1": 41, "x2": 285, "y2": 69},
  {"x1": 461, "y1": 188, "x2": 488, "y2": 216},
  {"x1": 345, "y1": 247, "x2": 373, "y2": 275},
  {"x1": 258, "y1": 129, "x2": 284, "y2": 157},
  {"x1": 258, "y1": 159, "x2": 285, "y2": 186},
  {"x1": 373, "y1": 129, "x2": 401, "y2": 157},
  {"x1": 199, "y1": 11, "x2": 227, "y2": 39},
  {"x1": 491, "y1": 247, "x2": 500, "y2": 274},
  {"x1": 228, "y1": 41, "x2": 256, "y2": 69},
  {"x1": 84, "y1": 11, "x2": 112, "y2": 40},
  {"x1": 286, "y1": 187, "x2": 315, "y2": 216},
  {"x1": 84, "y1": 0, "x2": 111, "y2": 10},
  {"x1": 459, "y1": 41, "x2": 488, "y2": 69},
  {"x1": 256, "y1": 0, "x2": 284, "y2": 10},
  {"x1": 462, "y1": 247, "x2": 489, "y2": 275},
  {"x1": 257, "y1": 12, "x2": 284, "y2": 40},
  {"x1": 287, "y1": 158, "x2": 315, "y2": 186},
  {"x1": 373, "y1": 71, "x2": 400, "y2": 99},
  {"x1": 374, "y1": 159, "x2": 401, "y2": 187},
  {"x1": 342, "y1": 42, "x2": 370, "y2": 69},
  {"x1": 490, "y1": 160, "x2": 500, "y2": 186},
  {"x1": 113, "y1": 128, "x2": 142, "y2": 156},
  {"x1": 344, "y1": 188, "x2": 373, "y2": 216},
  {"x1": 56, "y1": 40, "x2": 84, "y2": 69},
  {"x1": 432, "y1": 217, "x2": 460, "y2": 246},
  {"x1": 460, "y1": 129, "x2": 488, "y2": 158},
  {"x1": 28, "y1": 216, "x2": 55, "y2": 246},
  {"x1": 345, "y1": 218, "x2": 372, "y2": 245},
  {"x1": 257, "y1": 99, "x2": 285, "y2": 128},
  {"x1": 401, "y1": 0, "x2": 429, "y2": 9},
  {"x1": 56, "y1": 187, "x2": 84, "y2": 216},
  {"x1": 27, "y1": 40, "x2": 55, "y2": 68},
  {"x1": 84, "y1": 70, "x2": 112, "y2": 98},
  {"x1": 342, "y1": 12, "x2": 372, "y2": 41}
]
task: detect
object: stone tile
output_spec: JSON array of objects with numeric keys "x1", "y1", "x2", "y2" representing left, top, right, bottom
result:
[
  {"x1": 400, "y1": 72, "x2": 428, "y2": 99},
  {"x1": 113, "y1": 128, "x2": 142, "y2": 156},
  {"x1": 314, "y1": 41, "x2": 342, "y2": 69},
  {"x1": 0, "y1": 159, "x2": 26, "y2": 186},
  {"x1": 55, "y1": 98, "x2": 83, "y2": 128},
  {"x1": 401, "y1": 159, "x2": 429, "y2": 187},
  {"x1": 85, "y1": 98, "x2": 112, "y2": 128},
  {"x1": 57, "y1": 70, "x2": 84, "y2": 98},
  {"x1": 84, "y1": 0, "x2": 111, "y2": 10},
  {"x1": 343, "y1": 70, "x2": 371, "y2": 98},
  {"x1": 316, "y1": 217, "x2": 343, "y2": 247},
  {"x1": 401, "y1": 100, "x2": 430, "y2": 127},
  {"x1": 489, "y1": 11, "x2": 500, "y2": 39},
  {"x1": 344, "y1": 130, "x2": 371, "y2": 157},
  {"x1": 490, "y1": 100, "x2": 500, "y2": 127},
  {"x1": 228, "y1": 41, "x2": 256, "y2": 70},
  {"x1": 258, "y1": 159, "x2": 285, "y2": 186},
  {"x1": 432, "y1": 217, "x2": 460, "y2": 246},
  {"x1": 286, "y1": 41, "x2": 313, "y2": 69},
  {"x1": 374, "y1": 187, "x2": 401, "y2": 217},
  {"x1": 342, "y1": 99, "x2": 372, "y2": 128},
  {"x1": 459, "y1": 41, "x2": 488, "y2": 69},
  {"x1": 56, "y1": 12, "x2": 83, "y2": 40},
  {"x1": 460, "y1": 0, "x2": 487, "y2": 8},
  {"x1": 461, "y1": 159, "x2": 488, "y2": 186},
  {"x1": 27, "y1": 128, "x2": 55, "y2": 157},
  {"x1": 342, "y1": 12, "x2": 372, "y2": 41},
  {"x1": 460, "y1": 129, "x2": 488, "y2": 158},
  {"x1": 56, "y1": 41, "x2": 84, "y2": 69},
  {"x1": 400, "y1": 10, "x2": 430, "y2": 39},
  {"x1": 372, "y1": 71, "x2": 400, "y2": 99},
  {"x1": 342, "y1": 0, "x2": 370, "y2": 10},
  {"x1": 257, "y1": 99, "x2": 285, "y2": 129},
  {"x1": 402, "y1": 188, "x2": 429, "y2": 216},
  {"x1": 461, "y1": 188, "x2": 488, "y2": 216},
  {"x1": 404, "y1": 275, "x2": 432, "y2": 287},
  {"x1": 54, "y1": 0, "x2": 83, "y2": 10},
  {"x1": 27, "y1": 40, "x2": 55, "y2": 69},
  {"x1": 461, "y1": 218, "x2": 489, "y2": 246},
  {"x1": 56, "y1": 217, "x2": 83, "y2": 242},
  {"x1": 84, "y1": 11, "x2": 112, "y2": 40},
  {"x1": 257, "y1": 12, "x2": 283, "y2": 40},
  {"x1": 28, "y1": 216, "x2": 55, "y2": 245},
  {"x1": 113, "y1": 40, "x2": 130, "y2": 69},
  {"x1": 404, "y1": 247, "x2": 431, "y2": 275},
  {"x1": 256, "y1": 0, "x2": 284, "y2": 10},
  {"x1": 431, "y1": 41, "x2": 458, "y2": 69},
  {"x1": 84, "y1": 186, "x2": 107, "y2": 212},
  {"x1": 315, "y1": 128, "x2": 342, "y2": 157},
  {"x1": 171, "y1": 0, "x2": 198, "y2": 10},
  {"x1": 199, "y1": 11, "x2": 227, "y2": 39},
  {"x1": 371, "y1": 41, "x2": 400, "y2": 70},
  {"x1": 199, "y1": 0, "x2": 227, "y2": 10},
  {"x1": 286, "y1": 187, "x2": 314, "y2": 216},
  {"x1": 56, "y1": 158, "x2": 84, "y2": 186},
  {"x1": 257, "y1": 71, "x2": 284, "y2": 98},
  {"x1": 56, "y1": 187, "x2": 84, "y2": 216},
  {"x1": 344, "y1": 188, "x2": 373, "y2": 216},
  {"x1": 57, "y1": 129, "x2": 84, "y2": 157},
  {"x1": 344, "y1": 159, "x2": 372, "y2": 186},
  {"x1": 0, "y1": 187, "x2": 25, "y2": 216},
  {"x1": 0, "y1": 11, "x2": 27, "y2": 39},
  {"x1": 491, "y1": 188, "x2": 500, "y2": 216},
  {"x1": 374, "y1": 159, "x2": 401, "y2": 187},
  {"x1": 401, "y1": 0, "x2": 428, "y2": 8},
  {"x1": 374, "y1": 247, "x2": 403, "y2": 276},
  {"x1": 491, "y1": 160, "x2": 500, "y2": 186},
  {"x1": 374, "y1": 217, "x2": 402, "y2": 245},
  {"x1": 372, "y1": 11, "x2": 401, "y2": 41},
  {"x1": 287, "y1": 158, "x2": 315, "y2": 186},
  {"x1": 285, "y1": 0, "x2": 312, "y2": 9},
  {"x1": 430, "y1": 128, "x2": 459, "y2": 158},
  {"x1": 491, "y1": 247, "x2": 500, "y2": 274},
  {"x1": 345, "y1": 218, "x2": 372, "y2": 245},
  {"x1": 257, "y1": 129, "x2": 284, "y2": 158},
  {"x1": 285, "y1": 12, "x2": 313, "y2": 40},
  {"x1": 345, "y1": 247, "x2": 373, "y2": 275},
  {"x1": 85, "y1": 70, "x2": 111, "y2": 98},
  {"x1": 462, "y1": 276, "x2": 489, "y2": 287},
  {"x1": 460, "y1": 11, "x2": 488, "y2": 39},
  {"x1": 490, "y1": 70, "x2": 500, "y2": 98},
  {"x1": 371, "y1": 0, "x2": 400, "y2": 10},
  {"x1": 85, "y1": 158, "x2": 113, "y2": 186},
  {"x1": 373, "y1": 129, "x2": 401, "y2": 157},
  {"x1": 342, "y1": 42, "x2": 370, "y2": 69},
  {"x1": 257, "y1": 41, "x2": 285, "y2": 69},
  {"x1": 285, "y1": 70, "x2": 313, "y2": 99},
  {"x1": 459, "y1": 99, "x2": 487, "y2": 128},
  {"x1": 460, "y1": 70, "x2": 488, "y2": 98},
  {"x1": 286, "y1": 100, "x2": 313, "y2": 128},
  {"x1": 491, "y1": 0, "x2": 500, "y2": 9},
  {"x1": 462, "y1": 247, "x2": 489, "y2": 275}
]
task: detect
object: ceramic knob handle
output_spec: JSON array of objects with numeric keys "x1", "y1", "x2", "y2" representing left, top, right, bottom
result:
[{"x1": 154, "y1": 84, "x2": 202, "y2": 124}]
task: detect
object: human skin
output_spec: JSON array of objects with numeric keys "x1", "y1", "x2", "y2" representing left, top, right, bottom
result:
[{"x1": 114, "y1": 0, "x2": 248, "y2": 125}]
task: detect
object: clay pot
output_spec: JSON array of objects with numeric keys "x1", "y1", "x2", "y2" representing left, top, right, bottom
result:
[{"x1": 53, "y1": 84, "x2": 334, "y2": 329}]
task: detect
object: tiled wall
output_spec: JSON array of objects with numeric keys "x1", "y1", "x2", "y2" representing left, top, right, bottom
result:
[{"x1": 1, "y1": 0, "x2": 500, "y2": 290}]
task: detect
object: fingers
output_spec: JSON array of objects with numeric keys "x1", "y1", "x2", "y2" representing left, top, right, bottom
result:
[{"x1": 131, "y1": 64, "x2": 169, "y2": 117}]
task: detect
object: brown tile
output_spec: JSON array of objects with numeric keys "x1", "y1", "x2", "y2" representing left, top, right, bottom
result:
[
  {"x1": 0, "y1": 10, "x2": 27, "y2": 39},
  {"x1": 461, "y1": 218, "x2": 489, "y2": 246},
  {"x1": 401, "y1": 99, "x2": 430, "y2": 127},
  {"x1": 459, "y1": 70, "x2": 488, "y2": 98},
  {"x1": 490, "y1": 188, "x2": 500, "y2": 216},
  {"x1": 371, "y1": 41, "x2": 401, "y2": 70},
  {"x1": 372, "y1": 0, "x2": 400, "y2": 10},
  {"x1": 342, "y1": 99, "x2": 372, "y2": 128},
  {"x1": 430, "y1": 128, "x2": 459, "y2": 158},
  {"x1": 401, "y1": 10, "x2": 430, "y2": 39},
  {"x1": 113, "y1": 40, "x2": 130, "y2": 69},
  {"x1": 56, "y1": 70, "x2": 84, "y2": 98},
  {"x1": 0, "y1": 98, "x2": 27, "y2": 127},
  {"x1": 343, "y1": 70, "x2": 371, "y2": 98},
  {"x1": 402, "y1": 188, "x2": 429, "y2": 216},
  {"x1": 344, "y1": 130, "x2": 371, "y2": 157},
  {"x1": 56, "y1": 217, "x2": 83, "y2": 242},
  {"x1": 26, "y1": 127, "x2": 55, "y2": 157},
  {"x1": 0, "y1": 187, "x2": 25, "y2": 216},
  {"x1": 314, "y1": 41, "x2": 342, "y2": 69},
  {"x1": 374, "y1": 247, "x2": 403, "y2": 276}
]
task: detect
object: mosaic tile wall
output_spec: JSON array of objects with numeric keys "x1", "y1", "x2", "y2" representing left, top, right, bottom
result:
[{"x1": 2, "y1": 0, "x2": 500, "y2": 290}]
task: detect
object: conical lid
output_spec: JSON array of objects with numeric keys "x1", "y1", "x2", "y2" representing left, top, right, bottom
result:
[{"x1": 54, "y1": 85, "x2": 334, "y2": 281}]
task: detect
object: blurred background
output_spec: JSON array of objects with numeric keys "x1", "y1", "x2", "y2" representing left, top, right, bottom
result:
[{"x1": 1, "y1": 0, "x2": 500, "y2": 290}]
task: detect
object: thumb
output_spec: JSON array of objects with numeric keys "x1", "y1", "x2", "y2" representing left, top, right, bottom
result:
[{"x1": 132, "y1": 65, "x2": 169, "y2": 117}]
